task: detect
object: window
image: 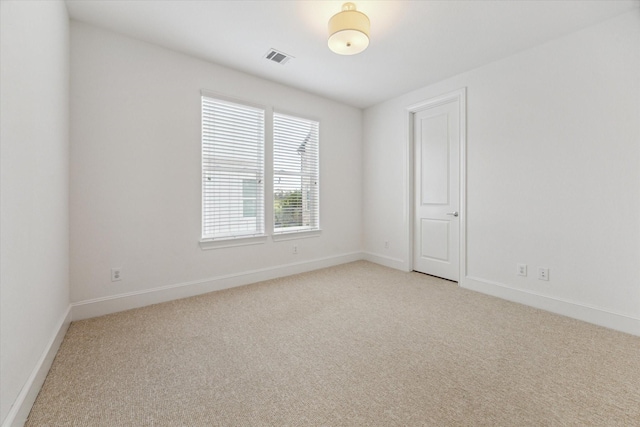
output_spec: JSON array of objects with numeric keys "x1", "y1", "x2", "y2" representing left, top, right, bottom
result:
[
  {"x1": 201, "y1": 95, "x2": 265, "y2": 240},
  {"x1": 242, "y1": 178, "x2": 258, "y2": 218},
  {"x1": 273, "y1": 113, "x2": 319, "y2": 233}
]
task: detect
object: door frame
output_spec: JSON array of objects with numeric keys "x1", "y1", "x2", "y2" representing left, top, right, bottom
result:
[{"x1": 405, "y1": 88, "x2": 467, "y2": 283}]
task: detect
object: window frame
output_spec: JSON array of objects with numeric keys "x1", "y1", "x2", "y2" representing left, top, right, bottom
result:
[
  {"x1": 199, "y1": 93, "x2": 322, "y2": 250},
  {"x1": 199, "y1": 91, "x2": 267, "y2": 249},
  {"x1": 272, "y1": 111, "x2": 320, "y2": 237}
]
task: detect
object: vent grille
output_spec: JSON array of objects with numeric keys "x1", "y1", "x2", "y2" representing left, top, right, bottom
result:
[{"x1": 265, "y1": 49, "x2": 293, "y2": 65}]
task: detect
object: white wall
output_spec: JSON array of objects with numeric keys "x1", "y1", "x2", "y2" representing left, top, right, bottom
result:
[
  {"x1": 0, "y1": 0, "x2": 71, "y2": 424},
  {"x1": 70, "y1": 22, "x2": 362, "y2": 317},
  {"x1": 363, "y1": 11, "x2": 640, "y2": 334}
]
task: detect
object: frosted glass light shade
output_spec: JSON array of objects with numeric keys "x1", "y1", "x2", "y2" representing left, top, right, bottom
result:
[{"x1": 328, "y1": 2, "x2": 370, "y2": 55}]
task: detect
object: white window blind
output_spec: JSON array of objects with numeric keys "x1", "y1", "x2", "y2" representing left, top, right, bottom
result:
[
  {"x1": 273, "y1": 113, "x2": 319, "y2": 233},
  {"x1": 202, "y1": 95, "x2": 265, "y2": 239}
]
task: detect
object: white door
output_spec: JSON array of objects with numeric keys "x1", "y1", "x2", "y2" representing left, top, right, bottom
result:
[{"x1": 413, "y1": 98, "x2": 460, "y2": 281}]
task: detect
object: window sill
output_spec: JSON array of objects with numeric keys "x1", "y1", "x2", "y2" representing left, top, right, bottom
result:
[
  {"x1": 271, "y1": 229, "x2": 322, "y2": 242},
  {"x1": 199, "y1": 235, "x2": 267, "y2": 250}
]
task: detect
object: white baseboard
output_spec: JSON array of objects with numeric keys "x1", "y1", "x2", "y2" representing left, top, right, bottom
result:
[
  {"x1": 362, "y1": 252, "x2": 408, "y2": 272},
  {"x1": 2, "y1": 307, "x2": 72, "y2": 427},
  {"x1": 463, "y1": 276, "x2": 640, "y2": 337},
  {"x1": 72, "y1": 252, "x2": 364, "y2": 321}
]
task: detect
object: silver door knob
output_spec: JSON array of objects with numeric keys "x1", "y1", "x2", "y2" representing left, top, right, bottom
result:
[{"x1": 446, "y1": 212, "x2": 459, "y2": 217}]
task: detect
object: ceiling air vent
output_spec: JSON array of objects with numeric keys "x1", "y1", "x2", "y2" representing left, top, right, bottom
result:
[{"x1": 264, "y1": 49, "x2": 293, "y2": 65}]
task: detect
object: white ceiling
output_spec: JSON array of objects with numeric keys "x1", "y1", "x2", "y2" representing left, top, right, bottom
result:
[{"x1": 65, "y1": 0, "x2": 639, "y2": 109}]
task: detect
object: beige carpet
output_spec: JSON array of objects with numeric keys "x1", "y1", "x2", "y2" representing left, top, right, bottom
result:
[{"x1": 27, "y1": 261, "x2": 640, "y2": 426}]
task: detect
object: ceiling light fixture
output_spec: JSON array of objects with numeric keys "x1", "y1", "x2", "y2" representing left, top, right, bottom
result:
[{"x1": 328, "y1": 2, "x2": 370, "y2": 55}]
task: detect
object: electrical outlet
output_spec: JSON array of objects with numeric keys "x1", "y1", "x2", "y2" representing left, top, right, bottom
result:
[
  {"x1": 538, "y1": 267, "x2": 549, "y2": 281},
  {"x1": 517, "y1": 264, "x2": 527, "y2": 276},
  {"x1": 111, "y1": 268, "x2": 122, "y2": 282},
  {"x1": 384, "y1": 241, "x2": 389, "y2": 249},
  {"x1": 293, "y1": 245, "x2": 298, "y2": 255}
]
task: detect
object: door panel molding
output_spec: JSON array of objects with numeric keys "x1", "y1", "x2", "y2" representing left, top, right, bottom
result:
[
  {"x1": 420, "y1": 112, "x2": 450, "y2": 205},
  {"x1": 405, "y1": 88, "x2": 466, "y2": 283},
  {"x1": 420, "y1": 218, "x2": 450, "y2": 261}
]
